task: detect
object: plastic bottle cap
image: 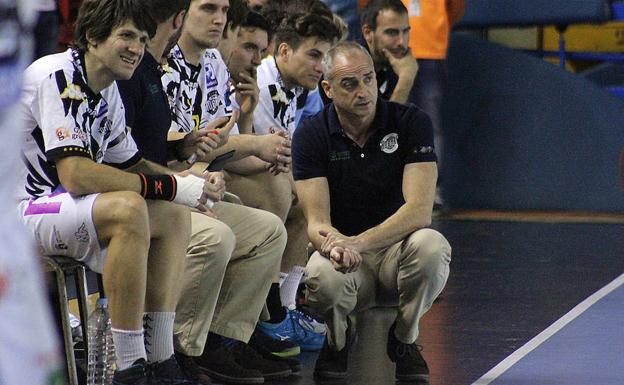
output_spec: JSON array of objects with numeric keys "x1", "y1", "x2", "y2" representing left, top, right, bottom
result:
[{"x1": 97, "y1": 297, "x2": 108, "y2": 307}]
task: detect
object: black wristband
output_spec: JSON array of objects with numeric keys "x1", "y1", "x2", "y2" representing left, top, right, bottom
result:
[{"x1": 138, "y1": 173, "x2": 177, "y2": 201}]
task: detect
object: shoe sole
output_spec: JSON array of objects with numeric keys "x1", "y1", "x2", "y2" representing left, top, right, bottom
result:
[
  {"x1": 314, "y1": 370, "x2": 348, "y2": 380},
  {"x1": 201, "y1": 367, "x2": 264, "y2": 384},
  {"x1": 261, "y1": 368, "x2": 292, "y2": 380},
  {"x1": 396, "y1": 373, "x2": 429, "y2": 383},
  {"x1": 270, "y1": 346, "x2": 301, "y2": 357}
]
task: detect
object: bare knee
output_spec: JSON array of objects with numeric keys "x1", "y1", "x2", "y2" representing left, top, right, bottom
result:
[{"x1": 94, "y1": 191, "x2": 150, "y2": 245}]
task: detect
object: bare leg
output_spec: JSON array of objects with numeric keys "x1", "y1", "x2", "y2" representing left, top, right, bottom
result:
[
  {"x1": 144, "y1": 201, "x2": 191, "y2": 312},
  {"x1": 93, "y1": 191, "x2": 150, "y2": 330}
]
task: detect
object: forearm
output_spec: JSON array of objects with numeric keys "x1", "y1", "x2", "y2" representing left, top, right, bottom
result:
[
  {"x1": 237, "y1": 112, "x2": 254, "y2": 134},
  {"x1": 197, "y1": 134, "x2": 258, "y2": 162},
  {"x1": 126, "y1": 158, "x2": 174, "y2": 175},
  {"x1": 390, "y1": 77, "x2": 415, "y2": 104},
  {"x1": 224, "y1": 156, "x2": 269, "y2": 175},
  {"x1": 57, "y1": 157, "x2": 142, "y2": 196},
  {"x1": 355, "y1": 202, "x2": 432, "y2": 252}
]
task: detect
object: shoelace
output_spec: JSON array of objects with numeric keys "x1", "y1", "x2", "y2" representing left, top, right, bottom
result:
[{"x1": 396, "y1": 343, "x2": 424, "y2": 359}]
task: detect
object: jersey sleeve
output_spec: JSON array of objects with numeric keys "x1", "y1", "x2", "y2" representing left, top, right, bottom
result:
[
  {"x1": 36, "y1": 70, "x2": 93, "y2": 160},
  {"x1": 253, "y1": 85, "x2": 279, "y2": 135}
]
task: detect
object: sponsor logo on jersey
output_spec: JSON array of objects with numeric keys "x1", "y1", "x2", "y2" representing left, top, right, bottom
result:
[
  {"x1": 60, "y1": 84, "x2": 85, "y2": 101},
  {"x1": 205, "y1": 63, "x2": 218, "y2": 88},
  {"x1": 55, "y1": 127, "x2": 71, "y2": 141}
]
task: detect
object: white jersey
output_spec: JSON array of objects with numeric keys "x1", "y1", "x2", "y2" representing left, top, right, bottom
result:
[
  {"x1": 17, "y1": 49, "x2": 139, "y2": 201},
  {"x1": 253, "y1": 57, "x2": 303, "y2": 135},
  {"x1": 163, "y1": 46, "x2": 237, "y2": 134}
]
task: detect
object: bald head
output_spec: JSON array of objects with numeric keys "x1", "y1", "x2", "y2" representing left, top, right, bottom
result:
[{"x1": 322, "y1": 41, "x2": 373, "y2": 81}]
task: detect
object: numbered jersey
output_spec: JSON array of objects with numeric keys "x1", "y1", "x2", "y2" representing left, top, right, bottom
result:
[
  {"x1": 162, "y1": 46, "x2": 234, "y2": 133},
  {"x1": 17, "y1": 49, "x2": 140, "y2": 200}
]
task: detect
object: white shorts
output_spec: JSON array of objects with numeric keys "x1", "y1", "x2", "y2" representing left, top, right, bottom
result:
[{"x1": 17, "y1": 191, "x2": 107, "y2": 273}]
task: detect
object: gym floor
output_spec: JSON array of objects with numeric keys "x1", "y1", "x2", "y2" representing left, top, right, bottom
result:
[{"x1": 257, "y1": 213, "x2": 624, "y2": 385}]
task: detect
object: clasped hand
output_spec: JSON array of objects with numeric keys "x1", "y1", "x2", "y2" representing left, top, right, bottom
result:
[{"x1": 319, "y1": 229, "x2": 362, "y2": 274}]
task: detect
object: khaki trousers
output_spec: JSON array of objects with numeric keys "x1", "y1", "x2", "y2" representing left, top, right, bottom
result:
[
  {"x1": 305, "y1": 228, "x2": 451, "y2": 350},
  {"x1": 174, "y1": 202, "x2": 286, "y2": 356}
]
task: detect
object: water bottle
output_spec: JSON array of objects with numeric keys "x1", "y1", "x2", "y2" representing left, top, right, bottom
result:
[{"x1": 87, "y1": 298, "x2": 115, "y2": 385}]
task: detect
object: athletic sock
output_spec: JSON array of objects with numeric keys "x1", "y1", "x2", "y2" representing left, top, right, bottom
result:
[
  {"x1": 280, "y1": 265, "x2": 305, "y2": 310},
  {"x1": 143, "y1": 312, "x2": 175, "y2": 362},
  {"x1": 111, "y1": 328, "x2": 146, "y2": 370}
]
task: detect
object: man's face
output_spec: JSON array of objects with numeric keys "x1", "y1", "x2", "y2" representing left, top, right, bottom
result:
[
  {"x1": 364, "y1": 9, "x2": 410, "y2": 65},
  {"x1": 184, "y1": 0, "x2": 229, "y2": 50},
  {"x1": 279, "y1": 37, "x2": 331, "y2": 90},
  {"x1": 322, "y1": 50, "x2": 378, "y2": 118},
  {"x1": 218, "y1": 24, "x2": 240, "y2": 63},
  {"x1": 88, "y1": 20, "x2": 148, "y2": 80},
  {"x1": 227, "y1": 27, "x2": 268, "y2": 83}
]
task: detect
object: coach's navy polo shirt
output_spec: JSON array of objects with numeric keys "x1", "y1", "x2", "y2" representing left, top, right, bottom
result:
[
  {"x1": 292, "y1": 98, "x2": 436, "y2": 236},
  {"x1": 118, "y1": 51, "x2": 172, "y2": 166}
]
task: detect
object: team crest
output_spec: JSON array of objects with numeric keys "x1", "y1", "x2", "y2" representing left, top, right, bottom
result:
[
  {"x1": 380, "y1": 133, "x2": 399, "y2": 153},
  {"x1": 206, "y1": 90, "x2": 220, "y2": 115}
]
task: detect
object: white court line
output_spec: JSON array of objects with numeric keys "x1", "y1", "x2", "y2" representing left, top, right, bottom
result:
[{"x1": 471, "y1": 272, "x2": 624, "y2": 385}]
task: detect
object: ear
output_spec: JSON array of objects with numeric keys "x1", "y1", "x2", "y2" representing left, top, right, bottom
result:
[
  {"x1": 362, "y1": 24, "x2": 373, "y2": 47},
  {"x1": 173, "y1": 10, "x2": 187, "y2": 30},
  {"x1": 321, "y1": 79, "x2": 332, "y2": 99},
  {"x1": 277, "y1": 42, "x2": 289, "y2": 61},
  {"x1": 86, "y1": 32, "x2": 98, "y2": 49}
]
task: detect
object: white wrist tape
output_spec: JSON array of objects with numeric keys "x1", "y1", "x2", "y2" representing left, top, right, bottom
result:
[{"x1": 172, "y1": 174, "x2": 207, "y2": 208}]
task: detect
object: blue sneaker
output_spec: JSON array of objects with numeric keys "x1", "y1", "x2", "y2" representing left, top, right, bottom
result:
[{"x1": 257, "y1": 308, "x2": 326, "y2": 351}]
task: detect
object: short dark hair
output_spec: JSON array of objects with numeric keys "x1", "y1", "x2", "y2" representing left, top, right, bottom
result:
[
  {"x1": 147, "y1": 0, "x2": 190, "y2": 24},
  {"x1": 241, "y1": 11, "x2": 273, "y2": 42},
  {"x1": 361, "y1": 0, "x2": 407, "y2": 30},
  {"x1": 227, "y1": 0, "x2": 249, "y2": 31},
  {"x1": 261, "y1": 0, "x2": 333, "y2": 32},
  {"x1": 274, "y1": 12, "x2": 340, "y2": 54},
  {"x1": 73, "y1": 0, "x2": 156, "y2": 52}
]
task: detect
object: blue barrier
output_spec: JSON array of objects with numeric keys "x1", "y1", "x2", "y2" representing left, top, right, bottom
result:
[{"x1": 441, "y1": 33, "x2": 624, "y2": 212}]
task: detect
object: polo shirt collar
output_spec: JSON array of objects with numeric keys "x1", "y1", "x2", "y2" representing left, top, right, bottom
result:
[{"x1": 327, "y1": 98, "x2": 389, "y2": 138}]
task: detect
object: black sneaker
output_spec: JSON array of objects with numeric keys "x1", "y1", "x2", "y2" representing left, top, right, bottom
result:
[
  {"x1": 248, "y1": 327, "x2": 301, "y2": 357},
  {"x1": 247, "y1": 341, "x2": 302, "y2": 373},
  {"x1": 386, "y1": 323, "x2": 429, "y2": 383},
  {"x1": 174, "y1": 353, "x2": 212, "y2": 385},
  {"x1": 313, "y1": 338, "x2": 348, "y2": 380},
  {"x1": 231, "y1": 342, "x2": 293, "y2": 380},
  {"x1": 113, "y1": 358, "x2": 149, "y2": 385},
  {"x1": 194, "y1": 345, "x2": 264, "y2": 384},
  {"x1": 150, "y1": 355, "x2": 203, "y2": 385}
]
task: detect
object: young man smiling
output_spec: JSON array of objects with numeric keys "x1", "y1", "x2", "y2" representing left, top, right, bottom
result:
[{"x1": 17, "y1": 1, "x2": 214, "y2": 384}]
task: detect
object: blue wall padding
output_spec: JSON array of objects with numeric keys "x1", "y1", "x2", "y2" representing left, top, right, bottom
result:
[
  {"x1": 457, "y1": 0, "x2": 611, "y2": 28},
  {"x1": 441, "y1": 33, "x2": 624, "y2": 212}
]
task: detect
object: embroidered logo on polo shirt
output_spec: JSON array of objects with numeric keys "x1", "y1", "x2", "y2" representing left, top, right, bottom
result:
[
  {"x1": 414, "y1": 146, "x2": 434, "y2": 154},
  {"x1": 329, "y1": 151, "x2": 351, "y2": 161},
  {"x1": 380, "y1": 133, "x2": 399, "y2": 153}
]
